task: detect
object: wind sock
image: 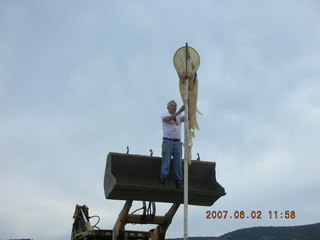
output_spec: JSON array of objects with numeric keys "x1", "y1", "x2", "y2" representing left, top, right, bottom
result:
[{"x1": 173, "y1": 45, "x2": 201, "y2": 162}]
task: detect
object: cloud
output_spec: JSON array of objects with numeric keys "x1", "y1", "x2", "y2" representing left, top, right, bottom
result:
[{"x1": 0, "y1": 0, "x2": 319, "y2": 239}]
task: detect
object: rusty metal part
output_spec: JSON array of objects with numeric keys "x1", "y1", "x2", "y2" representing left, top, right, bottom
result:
[
  {"x1": 113, "y1": 200, "x2": 132, "y2": 240},
  {"x1": 113, "y1": 200, "x2": 179, "y2": 240},
  {"x1": 104, "y1": 152, "x2": 226, "y2": 206},
  {"x1": 72, "y1": 204, "x2": 153, "y2": 240},
  {"x1": 150, "y1": 203, "x2": 180, "y2": 240},
  {"x1": 71, "y1": 205, "x2": 94, "y2": 240}
]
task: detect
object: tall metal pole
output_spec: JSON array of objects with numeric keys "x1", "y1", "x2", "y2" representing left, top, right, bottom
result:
[{"x1": 183, "y1": 42, "x2": 189, "y2": 240}]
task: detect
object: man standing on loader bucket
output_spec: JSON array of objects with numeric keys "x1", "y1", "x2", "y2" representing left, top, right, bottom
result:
[{"x1": 160, "y1": 100, "x2": 185, "y2": 188}]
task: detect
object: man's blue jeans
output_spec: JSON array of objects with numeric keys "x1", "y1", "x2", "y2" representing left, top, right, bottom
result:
[{"x1": 160, "y1": 139, "x2": 183, "y2": 181}]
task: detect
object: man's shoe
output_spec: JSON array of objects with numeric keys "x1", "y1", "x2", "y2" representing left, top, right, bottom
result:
[
  {"x1": 159, "y1": 179, "x2": 166, "y2": 187},
  {"x1": 175, "y1": 180, "x2": 183, "y2": 188}
]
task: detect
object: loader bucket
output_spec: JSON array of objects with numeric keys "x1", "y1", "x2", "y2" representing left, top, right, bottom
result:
[{"x1": 104, "y1": 152, "x2": 226, "y2": 206}]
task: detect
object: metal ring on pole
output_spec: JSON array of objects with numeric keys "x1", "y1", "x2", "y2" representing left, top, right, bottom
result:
[{"x1": 173, "y1": 45, "x2": 200, "y2": 77}]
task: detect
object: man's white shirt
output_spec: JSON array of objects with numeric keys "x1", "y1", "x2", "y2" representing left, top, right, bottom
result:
[{"x1": 161, "y1": 112, "x2": 184, "y2": 139}]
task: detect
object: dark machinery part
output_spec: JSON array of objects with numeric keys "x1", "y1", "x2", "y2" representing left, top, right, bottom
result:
[
  {"x1": 104, "y1": 152, "x2": 226, "y2": 206},
  {"x1": 71, "y1": 152, "x2": 226, "y2": 240}
]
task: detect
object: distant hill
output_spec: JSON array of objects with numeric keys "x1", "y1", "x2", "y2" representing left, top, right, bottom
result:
[{"x1": 168, "y1": 222, "x2": 320, "y2": 240}]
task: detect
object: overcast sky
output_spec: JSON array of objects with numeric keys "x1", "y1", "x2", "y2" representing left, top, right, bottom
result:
[{"x1": 1, "y1": 1, "x2": 320, "y2": 240}]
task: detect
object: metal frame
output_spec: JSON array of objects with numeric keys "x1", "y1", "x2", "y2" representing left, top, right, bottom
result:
[
  {"x1": 113, "y1": 200, "x2": 180, "y2": 240},
  {"x1": 71, "y1": 202, "x2": 180, "y2": 240}
]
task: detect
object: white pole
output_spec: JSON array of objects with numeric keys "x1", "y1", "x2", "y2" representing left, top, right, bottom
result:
[{"x1": 183, "y1": 43, "x2": 189, "y2": 240}]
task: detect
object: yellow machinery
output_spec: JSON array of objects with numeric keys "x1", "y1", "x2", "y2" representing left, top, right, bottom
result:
[{"x1": 71, "y1": 152, "x2": 225, "y2": 240}]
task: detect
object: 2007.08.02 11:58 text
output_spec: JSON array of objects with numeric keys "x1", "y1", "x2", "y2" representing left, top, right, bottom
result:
[{"x1": 206, "y1": 211, "x2": 296, "y2": 219}]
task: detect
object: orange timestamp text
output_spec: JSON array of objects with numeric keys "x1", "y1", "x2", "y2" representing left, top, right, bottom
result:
[{"x1": 206, "y1": 210, "x2": 296, "y2": 219}]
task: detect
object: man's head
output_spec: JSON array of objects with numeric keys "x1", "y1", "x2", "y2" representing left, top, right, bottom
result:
[{"x1": 167, "y1": 100, "x2": 177, "y2": 114}]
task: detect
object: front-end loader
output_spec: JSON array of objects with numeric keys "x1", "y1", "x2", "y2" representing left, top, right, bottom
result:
[{"x1": 71, "y1": 152, "x2": 225, "y2": 240}]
